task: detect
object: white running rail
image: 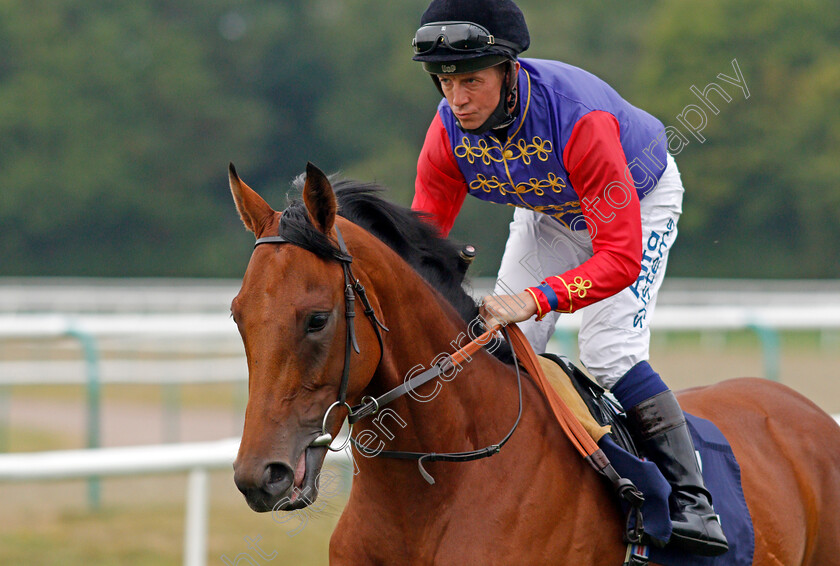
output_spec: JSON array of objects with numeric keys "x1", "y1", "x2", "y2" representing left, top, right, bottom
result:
[{"x1": 0, "y1": 439, "x2": 347, "y2": 566}]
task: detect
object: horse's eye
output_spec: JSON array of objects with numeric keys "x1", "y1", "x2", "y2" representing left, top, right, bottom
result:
[{"x1": 306, "y1": 312, "x2": 330, "y2": 333}]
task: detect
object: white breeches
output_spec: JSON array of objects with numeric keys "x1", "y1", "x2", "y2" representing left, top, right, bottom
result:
[{"x1": 493, "y1": 153, "x2": 684, "y2": 388}]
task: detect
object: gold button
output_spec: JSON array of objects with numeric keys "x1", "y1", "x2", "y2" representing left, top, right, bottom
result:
[{"x1": 503, "y1": 149, "x2": 513, "y2": 159}]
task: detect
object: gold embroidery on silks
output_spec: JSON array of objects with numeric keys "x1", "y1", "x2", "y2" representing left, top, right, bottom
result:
[
  {"x1": 455, "y1": 138, "x2": 500, "y2": 165},
  {"x1": 510, "y1": 137, "x2": 552, "y2": 164},
  {"x1": 529, "y1": 201, "x2": 581, "y2": 215},
  {"x1": 569, "y1": 276, "x2": 592, "y2": 298},
  {"x1": 470, "y1": 174, "x2": 506, "y2": 194},
  {"x1": 514, "y1": 172, "x2": 566, "y2": 196},
  {"x1": 530, "y1": 201, "x2": 582, "y2": 227},
  {"x1": 470, "y1": 172, "x2": 567, "y2": 197},
  {"x1": 501, "y1": 200, "x2": 582, "y2": 229},
  {"x1": 551, "y1": 275, "x2": 593, "y2": 312},
  {"x1": 455, "y1": 136, "x2": 554, "y2": 165}
]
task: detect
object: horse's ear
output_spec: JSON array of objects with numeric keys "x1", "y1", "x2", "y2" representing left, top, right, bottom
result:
[
  {"x1": 303, "y1": 162, "x2": 336, "y2": 234},
  {"x1": 229, "y1": 163, "x2": 275, "y2": 235}
]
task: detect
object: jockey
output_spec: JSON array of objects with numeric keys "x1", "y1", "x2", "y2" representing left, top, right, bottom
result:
[{"x1": 410, "y1": 0, "x2": 728, "y2": 557}]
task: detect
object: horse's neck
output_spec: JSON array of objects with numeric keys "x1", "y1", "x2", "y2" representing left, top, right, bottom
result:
[
  {"x1": 341, "y1": 240, "x2": 625, "y2": 558},
  {"x1": 350, "y1": 243, "x2": 557, "y2": 480},
  {"x1": 359, "y1": 253, "x2": 510, "y2": 442}
]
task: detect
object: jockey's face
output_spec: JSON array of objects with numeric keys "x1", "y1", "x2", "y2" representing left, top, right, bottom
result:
[{"x1": 437, "y1": 64, "x2": 506, "y2": 131}]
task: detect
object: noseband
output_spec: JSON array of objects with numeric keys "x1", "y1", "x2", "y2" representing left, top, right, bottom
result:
[{"x1": 254, "y1": 225, "x2": 389, "y2": 451}]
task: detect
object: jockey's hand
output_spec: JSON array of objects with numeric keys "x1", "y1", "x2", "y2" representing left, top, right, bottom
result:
[{"x1": 480, "y1": 291, "x2": 539, "y2": 328}]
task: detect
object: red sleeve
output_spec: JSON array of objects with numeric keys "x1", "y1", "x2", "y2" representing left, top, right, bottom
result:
[
  {"x1": 527, "y1": 110, "x2": 643, "y2": 316},
  {"x1": 412, "y1": 112, "x2": 468, "y2": 237}
]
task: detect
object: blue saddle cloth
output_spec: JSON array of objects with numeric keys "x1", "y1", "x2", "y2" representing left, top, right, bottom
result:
[{"x1": 600, "y1": 413, "x2": 755, "y2": 565}]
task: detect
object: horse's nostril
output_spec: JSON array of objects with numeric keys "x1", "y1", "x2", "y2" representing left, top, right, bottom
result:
[{"x1": 264, "y1": 462, "x2": 294, "y2": 494}]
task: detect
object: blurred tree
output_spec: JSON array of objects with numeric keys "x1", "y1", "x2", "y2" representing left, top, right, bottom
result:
[
  {"x1": 0, "y1": 0, "x2": 836, "y2": 279},
  {"x1": 636, "y1": 0, "x2": 840, "y2": 277},
  {"x1": 0, "y1": 0, "x2": 278, "y2": 275}
]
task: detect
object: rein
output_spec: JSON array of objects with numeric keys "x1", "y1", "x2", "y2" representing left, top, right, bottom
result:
[
  {"x1": 350, "y1": 324, "x2": 524, "y2": 485},
  {"x1": 348, "y1": 323, "x2": 502, "y2": 424}
]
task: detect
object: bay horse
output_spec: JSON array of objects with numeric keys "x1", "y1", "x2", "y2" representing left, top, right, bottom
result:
[{"x1": 229, "y1": 162, "x2": 840, "y2": 565}]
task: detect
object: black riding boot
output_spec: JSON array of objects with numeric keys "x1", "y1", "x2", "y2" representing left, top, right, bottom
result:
[{"x1": 627, "y1": 390, "x2": 729, "y2": 557}]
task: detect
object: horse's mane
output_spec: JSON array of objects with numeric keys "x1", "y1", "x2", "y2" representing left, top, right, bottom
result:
[
  {"x1": 333, "y1": 181, "x2": 479, "y2": 320},
  {"x1": 279, "y1": 177, "x2": 512, "y2": 363}
]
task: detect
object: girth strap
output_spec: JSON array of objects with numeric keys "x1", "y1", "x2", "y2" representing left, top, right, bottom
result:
[{"x1": 623, "y1": 543, "x2": 650, "y2": 565}]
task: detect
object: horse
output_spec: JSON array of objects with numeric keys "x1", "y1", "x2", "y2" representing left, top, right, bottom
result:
[{"x1": 228, "y1": 162, "x2": 840, "y2": 565}]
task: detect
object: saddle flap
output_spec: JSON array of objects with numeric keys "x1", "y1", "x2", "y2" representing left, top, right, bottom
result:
[
  {"x1": 539, "y1": 353, "x2": 639, "y2": 457},
  {"x1": 535, "y1": 355, "x2": 611, "y2": 442}
]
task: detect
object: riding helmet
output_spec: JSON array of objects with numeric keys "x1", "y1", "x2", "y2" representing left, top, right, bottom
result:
[{"x1": 412, "y1": 0, "x2": 530, "y2": 134}]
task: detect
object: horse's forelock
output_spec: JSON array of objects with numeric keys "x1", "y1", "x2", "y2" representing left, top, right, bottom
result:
[{"x1": 277, "y1": 202, "x2": 340, "y2": 261}]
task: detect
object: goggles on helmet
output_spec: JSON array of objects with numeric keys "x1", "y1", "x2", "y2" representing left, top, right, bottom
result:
[{"x1": 412, "y1": 21, "x2": 520, "y2": 56}]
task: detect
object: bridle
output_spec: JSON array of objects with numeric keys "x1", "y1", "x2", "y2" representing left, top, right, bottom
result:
[
  {"x1": 254, "y1": 224, "x2": 388, "y2": 450},
  {"x1": 253, "y1": 223, "x2": 524, "y2": 484}
]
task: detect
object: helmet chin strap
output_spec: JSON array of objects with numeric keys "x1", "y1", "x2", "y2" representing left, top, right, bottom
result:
[{"x1": 457, "y1": 60, "x2": 518, "y2": 136}]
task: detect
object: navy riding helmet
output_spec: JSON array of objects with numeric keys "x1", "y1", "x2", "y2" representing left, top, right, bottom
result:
[{"x1": 412, "y1": 0, "x2": 530, "y2": 135}]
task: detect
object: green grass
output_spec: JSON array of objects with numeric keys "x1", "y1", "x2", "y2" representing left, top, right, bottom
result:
[
  {"x1": 0, "y1": 469, "x2": 349, "y2": 566},
  {"x1": 0, "y1": 425, "x2": 78, "y2": 453},
  {"x1": 8, "y1": 382, "x2": 247, "y2": 411},
  {"x1": 0, "y1": 502, "x2": 342, "y2": 566}
]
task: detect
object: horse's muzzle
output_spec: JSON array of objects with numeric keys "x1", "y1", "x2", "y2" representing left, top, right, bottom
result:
[
  {"x1": 233, "y1": 459, "x2": 290, "y2": 512},
  {"x1": 233, "y1": 446, "x2": 327, "y2": 512}
]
